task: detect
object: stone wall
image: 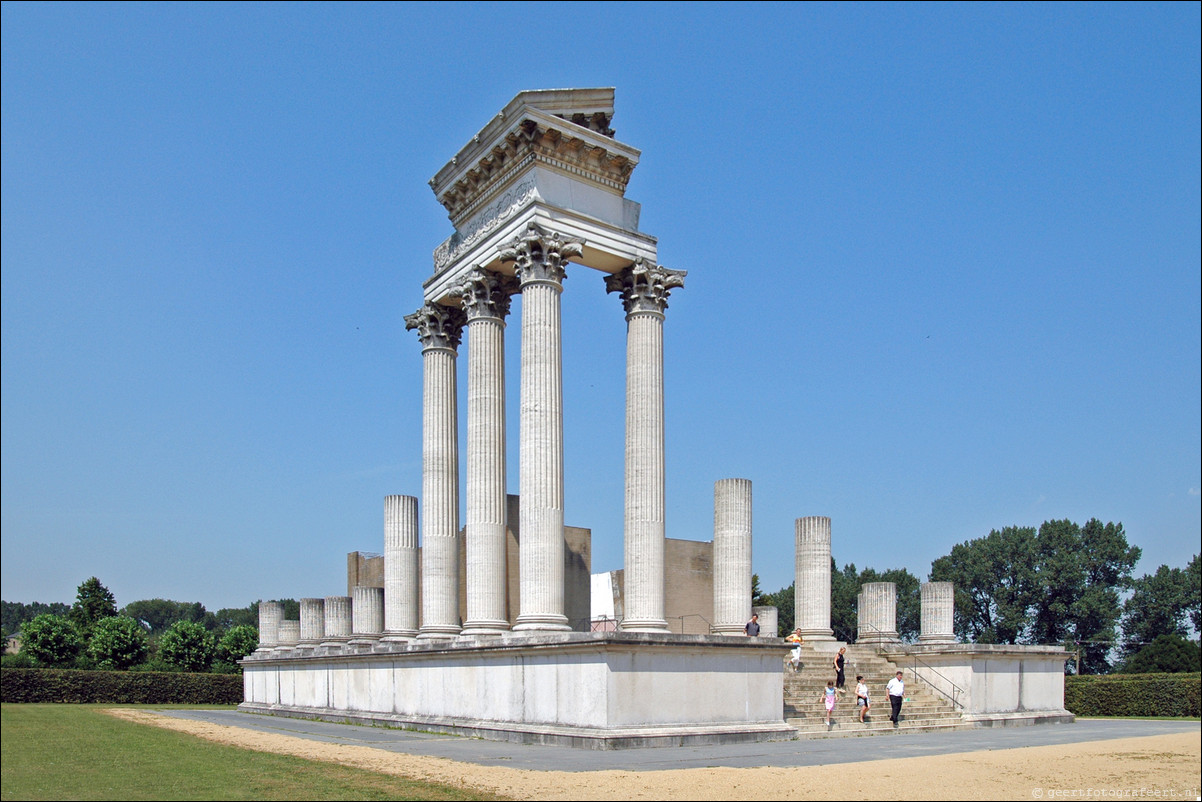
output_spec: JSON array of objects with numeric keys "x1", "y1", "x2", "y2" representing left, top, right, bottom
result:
[{"x1": 348, "y1": 494, "x2": 591, "y2": 631}]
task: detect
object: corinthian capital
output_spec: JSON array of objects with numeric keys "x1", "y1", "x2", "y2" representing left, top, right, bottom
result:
[
  {"x1": 604, "y1": 258, "x2": 687, "y2": 316},
  {"x1": 404, "y1": 302, "x2": 466, "y2": 350},
  {"x1": 450, "y1": 267, "x2": 517, "y2": 321},
  {"x1": 498, "y1": 222, "x2": 584, "y2": 288}
]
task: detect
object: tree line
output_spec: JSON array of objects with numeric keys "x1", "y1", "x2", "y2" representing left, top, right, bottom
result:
[
  {"x1": 755, "y1": 518, "x2": 1200, "y2": 675},
  {"x1": 2, "y1": 577, "x2": 299, "y2": 674}
]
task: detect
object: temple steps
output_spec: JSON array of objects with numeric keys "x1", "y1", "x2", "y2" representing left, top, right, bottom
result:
[{"x1": 782, "y1": 642, "x2": 971, "y2": 739}]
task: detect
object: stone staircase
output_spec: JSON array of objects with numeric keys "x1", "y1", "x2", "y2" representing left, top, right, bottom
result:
[{"x1": 783, "y1": 643, "x2": 970, "y2": 738}]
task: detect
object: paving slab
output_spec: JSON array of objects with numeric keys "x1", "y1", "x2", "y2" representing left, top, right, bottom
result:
[{"x1": 149, "y1": 710, "x2": 1200, "y2": 773}]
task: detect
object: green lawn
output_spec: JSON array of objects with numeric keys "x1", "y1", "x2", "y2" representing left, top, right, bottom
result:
[{"x1": 0, "y1": 704, "x2": 510, "y2": 801}]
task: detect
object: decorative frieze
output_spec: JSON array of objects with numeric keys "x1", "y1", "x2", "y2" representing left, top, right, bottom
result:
[{"x1": 433, "y1": 179, "x2": 538, "y2": 273}]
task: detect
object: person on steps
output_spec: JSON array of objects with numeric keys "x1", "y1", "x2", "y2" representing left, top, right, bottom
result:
[
  {"x1": 856, "y1": 674, "x2": 871, "y2": 723},
  {"x1": 887, "y1": 670, "x2": 905, "y2": 725}
]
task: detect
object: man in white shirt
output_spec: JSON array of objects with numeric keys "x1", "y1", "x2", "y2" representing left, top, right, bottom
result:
[{"x1": 886, "y1": 670, "x2": 905, "y2": 725}]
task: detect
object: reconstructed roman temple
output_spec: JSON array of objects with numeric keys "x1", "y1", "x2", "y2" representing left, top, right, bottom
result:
[{"x1": 239, "y1": 88, "x2": 1072, "y2": 747}]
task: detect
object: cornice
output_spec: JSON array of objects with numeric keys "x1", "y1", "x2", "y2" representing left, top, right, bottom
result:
[{"x1": 433, "y1": 110, "x2": 640, "y2": 225}]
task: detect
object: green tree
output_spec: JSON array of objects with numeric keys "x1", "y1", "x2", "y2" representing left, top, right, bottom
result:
[
  {"x1": 930, "y1": 525, "x2": 1038, "y2": 644},
  {"x1": 1117, "y1": 634, "x2": 1201, "y2": 674},
  {"x1": 1121, "y1": 564, "x2": 1192, "y2": 655},
  {"x1": 122, "y1": 599, "x2": 216, "y2": 636},
  {"x1": 3, "y1": 600, "x2": 71, "y2": 639},
  {"x1": 1186, "y1": 554, "x2": 1200, "y2": 635},
  {"x1": 70, "y1": 577, "x2": 118, "y2": 638},
  {"x1": 759, "y1": 583, "x2": 794, "y2": 635},
  {"x1": 19, "y1": 614, "x2": 81, "y2": 667},
  {"x1": 215, "y1": 624, "x2": 259, "y2": 667},
  {"x1": 1030, "y1": 519, "x2": 1138, "y2": 673},
  {"x1": 158, "y1": 621, "x2": 216, "y2": 672},
  {"x1": 87, "y1": 616, "x2": 148, "y2": 670},
  {"x1": 214, "y1": 604, "x2": 259, "y2": 630},
  {"x1": 830, "y1": 561, "x2": 859, "y2": 643}
]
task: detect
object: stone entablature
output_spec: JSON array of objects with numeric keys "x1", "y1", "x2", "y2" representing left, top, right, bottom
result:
[
  {"x1": 426, "y1": 89, "x2": 650, "y2": 294},
  {"x1": 425, "y1": 203, "x2": 656, "y2": 304},
  {"x1": 429, "y1": 89, "x2": 636, "y2": 226}
]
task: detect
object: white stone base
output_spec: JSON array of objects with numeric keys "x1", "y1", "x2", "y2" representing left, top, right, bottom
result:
[
  {"x1": 880, "y1": 643, "x2": 1074, "y2": 724},
  {"x1": 240, "y1": 632, "x2": 797, "y2": 750}
]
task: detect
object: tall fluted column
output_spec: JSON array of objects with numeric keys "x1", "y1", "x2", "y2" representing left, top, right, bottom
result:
[
  {"x1": 606, "y1": 258, "x2": 686, "y2": 633},
  {"x1": 405, "y1": 303, "x2": 465, "y2": 639},
  {"x1": 454, "y1": 269, "x2": 516, "y2": 637},
  {"x1": 920, "y1": 581, "x2": 957, "y2": 643},
  {"x1": 382, "y1": 495, "x2": 420, "y2": 642},
  {"x1": 501, "y1": 224, "x2": 580, "y2": 632},
  {"x1": 321, "y1": 595, "x2": 352, "y2": 649},
  {"x1": 858, "y1": 581, "x2": 899, "y2": 644},
  {"x1": 711, "y1": 477, "x2": 752, "y2": 635},
  {"x1": 256, "y1": 601, "x2": 283, "y2": 654},
  {"x1": 795, "y1": 516, "x2": 835, "y2": 640}
]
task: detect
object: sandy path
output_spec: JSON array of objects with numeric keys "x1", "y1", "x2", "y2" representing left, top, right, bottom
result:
[{"x1": 104, "y1": 709, "x2": 1200, "y2": 801}]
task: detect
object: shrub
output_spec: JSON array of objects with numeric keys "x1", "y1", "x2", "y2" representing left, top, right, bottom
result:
[
  {"x1": 1, "y1": 667, "x2": 243, "y2": 704},
  {"x1": 1065, "y1": 672, "x2": 1201, "y2": 717},
  {"x1": 19, "y1": 614, "x2": 82, "y2": 667},
  {"x1": 1, "y1": 652, "x2": 35, "y2": 669},
  {"x1": 158, "y1": 621, "x2": 214, "y2": 673},
  {"x1": 87, "y1": 617, "x2": 149, "y2": 670}
]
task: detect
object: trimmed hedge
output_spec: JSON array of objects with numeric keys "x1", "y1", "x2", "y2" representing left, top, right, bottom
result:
[
  {"x1": 0, "y1": 667, "x2": 243, "y2": 704},
  {"x1": 1065, "y1": 672, "x2": 1200, "y2": 717}
]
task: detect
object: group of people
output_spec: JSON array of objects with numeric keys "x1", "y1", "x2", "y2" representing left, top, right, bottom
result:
[
  {"x1": 752, "y1": 619, "x2": 908, "y2": 728},
  {"x1": 821, "y1": 645, "x2": 906, "y2": 726}
]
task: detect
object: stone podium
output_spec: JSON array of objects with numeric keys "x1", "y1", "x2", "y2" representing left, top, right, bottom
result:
[{"x1": 240, "y1": 88, "x2": 792, "y2": 748}]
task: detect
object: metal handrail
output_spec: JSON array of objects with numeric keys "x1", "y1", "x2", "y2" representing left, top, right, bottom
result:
[
  {"x1": 855, "y1": 622, "x2": 965, "y2": 710},
  {"x1": 906, "y1": 654, "x2": 964, "y2": 710}
]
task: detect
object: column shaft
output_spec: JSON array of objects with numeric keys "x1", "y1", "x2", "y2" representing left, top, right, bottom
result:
[
  {"x1": 383, "y1": 495, "x2": 420, "y2": 641},
  {"x1": 502, "y1": 225, "x2": 579, "y2": 632},
  {"x1": 321, "y1": 595, "x2": 352, "y2": 648},
  {"x1": 352, "y1": 586, "x2": 385, "y2": 642},
  {"x1": 514, "y1": 279, "x2": 568, "y2": 630},
  {"x1": 459, "y1": 271, "x2": 513, "y2": 636},
  {"x1": 858, "y1": 581, "x2": 899, "y2": 643},
  {"x1": 275, "y1": 620, "x2": 299, "y2": 653},
  {"x1": 794, "y1": 516, "x2": 835, "y2": 640},
  {"x1": 256, "y1": 601, "x2": 282, "y2": 653},
  {"x1": 712, "y1": 478, "x2": 753, "y2": 635},
  {"x1": 606, "y1": 259, "x2": 685, "y2": 634},
  {"x1": 920, "y1": 581, "x2": 957, "y2": 643},
  {"x1": 298, "y1": 598, "x2": 325, "y2": 645},
  {"x1": 405, "y1": 303, "x2": 465, "y2": 640}
]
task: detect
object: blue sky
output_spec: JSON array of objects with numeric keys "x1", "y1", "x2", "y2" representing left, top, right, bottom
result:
[{"x1": 3, "y1": 2, "x2": 1199, "y2": 613}]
